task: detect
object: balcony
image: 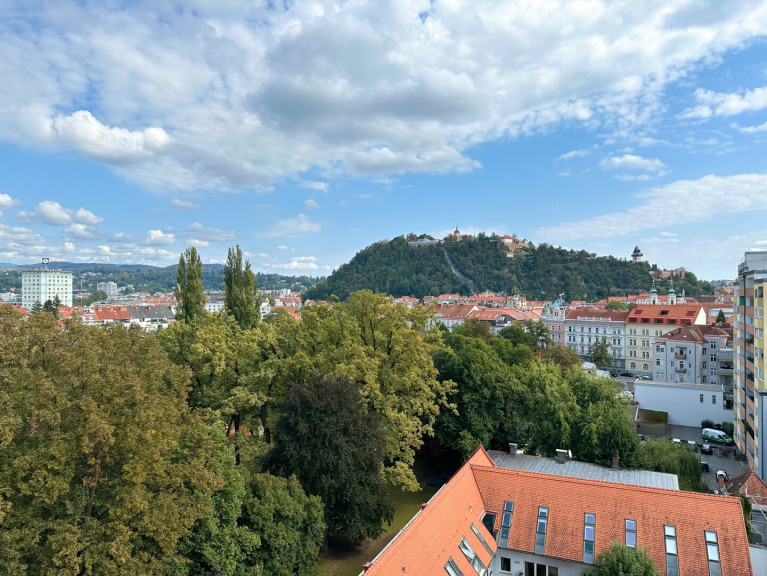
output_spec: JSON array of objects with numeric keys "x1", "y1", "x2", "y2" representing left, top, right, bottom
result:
[
  {"x1": 675, "y1": 366, "x2": 687, "y2": 374},
  {"x1": 674, "y1": 352, "x2": 686, "y2": 360}
]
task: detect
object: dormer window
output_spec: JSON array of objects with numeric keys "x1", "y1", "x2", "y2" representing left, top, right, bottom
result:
[
  {"x1": 535, "y1": 507, "x2": 548, "y2": 554},
  {"x1": 583, "y1": 513, "x2": 596, "y2": 563}
]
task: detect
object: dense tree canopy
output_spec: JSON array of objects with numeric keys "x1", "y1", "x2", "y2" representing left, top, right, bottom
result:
[
  {"x1": 582, "y1": 542, "x2": 661, "y2": 576},
  {"x1": 0, "y1": 308, "x2": 237, "y2": 575},
  {"x1": 265, "y1": 375, "x2": 394, "y2": 543},
  {"x1": 224, "y1": 245, "x2": 259, "y2": 330}
]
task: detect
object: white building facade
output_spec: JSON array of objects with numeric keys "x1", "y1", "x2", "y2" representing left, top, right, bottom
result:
[
  {"x1": 564, "y1": 309, "x2": 628, "y2": 367},
  {"x1": 21, "y1": 268, "x2": 73, "y2": 310},
  {"x1": 96, "y1": 281, "x2": 119, "y2": 298},
  {"x1": 634, "y1": 381, "x2": 732, "y2": 427}
]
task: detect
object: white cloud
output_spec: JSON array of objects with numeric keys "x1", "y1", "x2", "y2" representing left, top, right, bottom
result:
[
  {"x1": 19, "y1": 200, "x2": 103, "y2": 227},
  {"x1": 599, "y1": 154, "x2": 667, "y2": 173},
  {"x1": 2, "y1": 2, "x2": 764, "y2": 189},
  {"x1": 65, "y1": 223, "x2": 92, "y2": 238},
  {"x1": 304, "y1": 198, "x2": 319, "y2": 210},
  {"x1": 538, "y1": 172, "x2": 767, "y2": 241},
  {"x1": 300, "y1": 181, "x2": 329, "y2": 192},
  {"x1": 171, "y1": 198, "x2": 199, "y2": 210},
  {"x1": 265, "y1": 214, "x2": 321, "y2": 237},
  {"x1": 64, "y1": 241, "x2": 75, "y2": 251},
  {"x1": 187, "y1": 238, "x2": 209, "y2": 247},
  {"x1": 557, "y1": 149, "x2": 590, "y2": 161},
  {"x1": 0, "y1": 193, "x2": 20, "y2": 210},
  {"x1": 146, "y1": 229, "x2": 175, "y2": 245},
  {"x1": 680, "y1": 86, "x2": 767, "y2": 119},
  {"x1": 270, "y1": 256, "x2": 319, "y2": 270},
  {"x1": 734, "y1": 121, "x2": 767, "y2": 134}
]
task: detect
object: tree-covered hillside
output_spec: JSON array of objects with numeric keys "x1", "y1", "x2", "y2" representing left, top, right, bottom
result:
[{"x1": 304, "y1": 234, "x2": 713, "y2": 301}]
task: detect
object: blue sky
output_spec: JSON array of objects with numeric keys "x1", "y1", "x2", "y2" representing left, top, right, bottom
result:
[{"x1": 2, "y1": 1, "x2": 767, "y2": 281}]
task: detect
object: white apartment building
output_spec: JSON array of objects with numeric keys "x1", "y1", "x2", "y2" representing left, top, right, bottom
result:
[
  {"x1": 564, "y1": 309, "x2": 629, "y2": 367},
  {"x1": 21, "y1": 266, "x2": 73, "y2": 310},
  {"x1": 653, "y1": 325, "x2": 732, "y2": 385},
  {"x1": 96, "y1": 281, "x2": 119, "y2": 298}
]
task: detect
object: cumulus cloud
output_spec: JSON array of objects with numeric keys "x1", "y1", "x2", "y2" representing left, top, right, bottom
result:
[
  {"x1": 270, "y1": 256, "x2": 319, "y2": 270},
  {"x1": 680, "y1": 86, "x2": 767, "y2": 119},
  {"x1": 599, "y1": 154, "x2": 667, "y2": 173},
  {"x1": 0, "y1": 193, "x2": 20, "y2": 210},
  {"x1": 265, "y1": 214, "x2": 321, "y2": 237},
  {"x1": 146, "y1": 229, "x2": 176, "y2": 245},
  {"x1": 171, "y1": 198, "x2": 199, "y2": 210},
  {"x1": 300, "y1": 181, "x2": 329, "y2": 192},
  {"x1": 303, "y1": 198, "x2": 319, "y2": 210},
  {"x1": 538, "y1": 172, "x2": 767, "y2": 240},
  {"x1": 187, "y1": 238, "x2": 209, "y2": 247},
  {"x1": 20, "y1": 200, "x2": 103, "y2": 227},
  {"x1": 557, "y1": 149, "x2": 590, "y2": 161},
  {"x1": 734, "y1": 121, "x2": 767, "y2": 134},
  {"x1": 1, "y1": 2, "x2": 765, "y2": 189}
]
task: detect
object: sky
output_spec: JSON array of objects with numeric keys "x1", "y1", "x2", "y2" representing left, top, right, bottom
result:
[{"x1": 2, "y1": 1, "x2": 767, "y2": 281}]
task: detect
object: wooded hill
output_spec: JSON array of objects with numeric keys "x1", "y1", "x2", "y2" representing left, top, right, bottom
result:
[{"x1": 304, "y1": 234, "x2": 713, "y2": 301}]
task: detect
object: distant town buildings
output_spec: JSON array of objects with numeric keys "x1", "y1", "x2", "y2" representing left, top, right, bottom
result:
[
  {"x1": 21, "y1": 259, "x2": 73, "y2": 310},
  {"x1": 564, "y1": 309, "x2": 629, "y2": 368},
  {"x1": 96, "y1": 281, "x2": 119, "y2": 298}
]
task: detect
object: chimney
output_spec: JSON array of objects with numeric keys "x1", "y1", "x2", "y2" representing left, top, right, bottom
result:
[
  {"x1": 508, "y1": 443, "x2": 518, "y2": 457},
  {"x1": 717, "y1": 474, "x2": 726, "y2": 495},
  {"x1": 555, "y1": 449, "x2": 571, "y2": 463},
  {"x1": 611, "y1": 456, "x2": 620, "y2": 469}
]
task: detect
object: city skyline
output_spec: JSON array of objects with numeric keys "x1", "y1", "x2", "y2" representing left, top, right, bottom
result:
[{"x1": 2, "y1": 2, "x2": 767, "y2": 280}]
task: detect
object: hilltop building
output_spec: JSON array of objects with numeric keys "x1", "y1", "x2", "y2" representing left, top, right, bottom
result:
[
  {"x1": 734, "y1": 251, "x2": 767, "y2": 481},
  {"x1": 632, "y1": 245, "x2": 643, "y2": 263},
  {"x1": 21, "y1": 259, "x2": 73, "y2": 310}
]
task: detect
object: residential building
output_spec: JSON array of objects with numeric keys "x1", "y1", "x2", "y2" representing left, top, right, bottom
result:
[
  {"x1": 205, "y1": 296, "x2": 225, "y2": 313},
  {"x1": 541, "y1": 302, "x2": 566, "y2": 347},
  {"x1": 360, "y1": 446, "x2": 753, "y2": 576},
  {"x1": 634, "y1": 380, "x2": 731, "y2": 427},
  {"x1": 96, "y1": 281, "x2": 119, "y2": 298},
  {"x1": 21, "y1": 263, "x2": 73, "y2": 310},
  {"x1": 625, "y1": 304, "x2": 707, "y2": 376},
  {"x1": 653, "y1": 325, "x2": 733, "y2": 394},
  {"x1": 564, "y1": 309, "x2": 629, "y2": 367},
  {"x1": 734, "y1": 252, "x2": 767, "y2": 481}
]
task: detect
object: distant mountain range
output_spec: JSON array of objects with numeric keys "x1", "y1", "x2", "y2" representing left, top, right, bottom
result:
[
  {"x1": 0, "y1": 262, "x2": 321, "y2": 294},
  {"x1": 304, "y1": 234, "x2": 713, "y2": 302}
]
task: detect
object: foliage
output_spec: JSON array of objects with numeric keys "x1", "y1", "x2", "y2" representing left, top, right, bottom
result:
[
  {"x1": 582, "y1": 542, "x2": 661, "y2": 576},
  {"x1": 175, "y1": 247, "x2": 206, "y2": 322},
  {"x1": 0, "y1": 309, "x2": 230, "y2": 575},
  {"x1": 589, "y1": 337, "x2": 612, "y2": 367},
  {"x1": 265, "y1": 375, "x2": 394, "y2": 543},
  {"x1": 433, "y1": 333, "x2": 527, "y2": 458},
  {"x1": 740, "y1": 494, "x2": 754, "y2": 543},
  {"x1": 541, "y1": 345, "x2": 582, "y2": 372},
  {"x1": 716, "y1": 309, "x2": 726, "y2": 324},
  {"x1": 499, "y1": 320, "x2": 550, "y2": 350},
  {"x1": 224, "y1": 245, "x2": 259, "y2": 329},
  {"x1": 262, "y1": 291, "x2": 454, "y2": 490},
  {"x1": 636, "y1": 438, "x2": 709, "y2": 492},
  {"x1": 242, "y1": 474, "x2": 325, "y2": 576},
  {"x1": 605, "y1": 300, "x2": 628, "y2": 310},
  {"x1": 304, "y1": 235, "x2": 713, "y2": 301},
  {"x1": 460, "y1": 318, "x2": 492, "y2": 341},
  {"x1": 701, "y1": 418, "x2": 715, "y2": 429}
]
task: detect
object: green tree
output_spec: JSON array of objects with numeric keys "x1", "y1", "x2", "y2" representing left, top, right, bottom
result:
[
  {"x1": 582, "y1": 542, "x2": 660, "y2": 576},
  {"x1": 224, "y1": 245, "x2": 259, "y2": 329},
  {"x1": 499, "y1": 320, "x2": 550, "y2": 350},
  {"x1": 243, "y1": 474, "x2": 325, "y2": 576},
  {"x1": 265, "y1": 374, "x2": 394, "y2": 543},
  {"x1": 605, "y1": 300, "x2": 628, "y2": 310},
  {"x1": 175, "y1": 246, "x2": 206, "y2": 323},
  {"x1": 0, "y1": 310, "x2": 230, "y2": 575},
  {"x1": 541, "y1": 345, "x2": 582, "y2": 372},
  {"x1": 461, "y1": 318, "x2": 492, "y2": 341},
  {"x1": 30, "y1": 300, "x2": 43, "y2": 313},
  {"x1": 636, "y1": 438, "x2": 709, "y2": 492},
  {"x1": 716, "y1": 309, "x2": 726, "y2": 324},
  {"x1": 589, "y1": 337, "x2": 612, "y2": 367},
  {"x1": 42, "y1": 299, "x2": 59, "y2": 316},
  {"x1": 83, "y1": 289, "x2": 108, "y2": 306}
]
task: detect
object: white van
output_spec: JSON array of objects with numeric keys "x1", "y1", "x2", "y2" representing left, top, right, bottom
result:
[{"x1": 701, "y1": 428, "x2": 733, "y2": 445}]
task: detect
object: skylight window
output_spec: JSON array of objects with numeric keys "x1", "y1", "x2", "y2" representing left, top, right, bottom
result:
[
  {"x1": 499, "y1": 501, "x2": 514, "y2": 548},
  {"x1": 471, "y1": 524, "x2": 494, "y2": 557},
  {"x1": 583, "y1": 513, "x2": 596, "y2": 564},
  {"x1": 664, "y1": 525, "x2": 678, "y2": 576},
  {"x1": 445, "y1": 556, "x2": 465, "y2": 576},
  {"x1": 535, "y1": 507, "x2": 548, "y2": 555},
  {"x1": 705, "y1": 531, "x2": 721, "y2": 576},
  {"x1": 625, "y1": 519, "x2": 637, "y2": 548},
  {"x1": 458, "y1": 537, "x2": 487, "y2": 576}
]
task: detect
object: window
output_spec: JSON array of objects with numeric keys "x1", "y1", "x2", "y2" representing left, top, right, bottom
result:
[
  {"x1": 499, "y1": 501, "x2": 513, "y2": 548},
  {"x1": 700, "y1": 394, "x2": 704, "y2": 403},
  {"x1": 471, "y1": 524, "x2": 494, "y2": 557},
  {"x1": 458, "y1": 537, "x2": 486, "y2": 576},
  {"x1": 535, "y1": 507, "x2": 548, "y2": 554},
  {"x1": 481, "y1": 512, "x2": 496, "y2": 537},
  {"x1": 712, "y1": 395, "x2": 717, "y2": 405},
  {"x1": 665, "y1": 525, "x2": 678, "y2": 576},
  {"x1": 500, "y1": 556, "x2": 511, "y2": 573},
  {"x1": 706, "y1": 531, "x2": 721, "y2": 576},
  {"x1": 525, "y1": 563, "x2": 558, "y2": 576},
  {"x1": 583, "y1": 513, "x2": 595, "y2": 564},
  {"x1": 625, "y1": 519, "x2": 637, "y2": 548},
  {"x1": 445, "y1": 557, "x2": 465, "y2": 576}
]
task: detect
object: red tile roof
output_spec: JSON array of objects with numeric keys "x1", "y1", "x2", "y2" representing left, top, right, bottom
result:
[
  {"x1": 628, "y1": 304, "x2": 706, "y2": 325},
  {"x1": 363, "y1": 447, "x2": 753, "y2": 576},
  {"x1": 565, "y1": 309, "x2": 630, "y2": 322}
]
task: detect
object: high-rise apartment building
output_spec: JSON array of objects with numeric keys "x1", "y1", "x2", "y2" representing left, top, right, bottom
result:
[
  {"x1": 97, "y1": 281, "x2": 119, "y2": 298},
  {"x1": 734, "y1": 252, "x2": 767, "y2": 479},
  {"x1": 21, "y1": 260, "x2": 73, "y2": 310}
]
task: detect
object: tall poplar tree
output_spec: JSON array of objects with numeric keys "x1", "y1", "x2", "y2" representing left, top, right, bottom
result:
[
  {"x1": 224, "y1": 245, "x2": 259, "y2": 329},
  {"x1": 175, "y1": 246, "x2": 206, "y2": 322}
]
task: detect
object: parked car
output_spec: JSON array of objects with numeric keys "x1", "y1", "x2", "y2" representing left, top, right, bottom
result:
[
  {"x1": 716, "y1": 469, "x2": 729, "y2": 482},
  {"x1": 701, "y1": 461, "x2": 710, "y2": 472},
  {"x1": 702, "y1": 428, "x2": 734, "y2": 446},
  {"x1": 700, "y1": 444, "x2": 713, "y2": 455}
]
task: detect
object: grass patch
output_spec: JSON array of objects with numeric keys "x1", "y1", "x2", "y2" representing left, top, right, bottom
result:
[
  {"x1": 318, "y1": 482, "x2": 440, "y2": 576},
  {"x1": 637, "y1": 408, "x2": 668, "y2": 425}
]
